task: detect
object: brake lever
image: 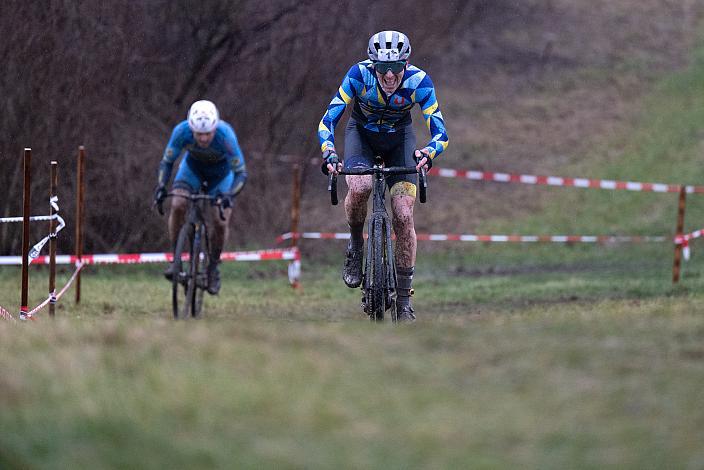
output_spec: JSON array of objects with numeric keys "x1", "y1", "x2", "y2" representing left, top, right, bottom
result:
[
  {"x1": 412, "y1": 153, "x2": 428, "y2": 204},
  {"x1": 153, "y1": 200, "x2": 164, "y2": 216},
  {"x1": 216, "y1": 199, "x2": 226, "y2": 221},
  {"x1": 418, "y1": 166, "x2": 427, "y2": 204},
  {"x1": 328, "y1": 173, "x2": 338, "y2": 206}
]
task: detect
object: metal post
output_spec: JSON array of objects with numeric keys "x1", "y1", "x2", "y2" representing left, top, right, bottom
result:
[
  {"x1": 75, "y1": 146, "x2": 85, "y2": 303},
  {"x1": 20, "y1": 148, "x2": 31, "y2": 320},
  {"x1": 672, "y1": 186, "x2": 687, "y2": 284},
  {"x1": 290, "y1": 164, "x2": 301, "y2": 248},
  {"x1": 289, "y1": 163, "x2": 301, "y2": 288},
  {"x1": 49, "y1": 161, "x2": 58, "y2": 317}
]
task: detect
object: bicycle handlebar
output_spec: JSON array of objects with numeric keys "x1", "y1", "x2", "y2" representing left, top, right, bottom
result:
[
  {"x1": 166, "y1": 192, "x2": 224, "y2": 201},
  {"x1": 156, "y1": 192, "x2": 230, "y2": 221},
  {"x1": 337, "y1": 166, "x2": 420, "y2": 176},
  {"x1": 328, "y1": 165, "x2": 428, "y2": 205}
]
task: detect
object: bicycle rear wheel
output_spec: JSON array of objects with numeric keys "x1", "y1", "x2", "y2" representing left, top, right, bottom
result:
[{"x1": 172, "y1": 223, "x2": 194, "y2": 319}]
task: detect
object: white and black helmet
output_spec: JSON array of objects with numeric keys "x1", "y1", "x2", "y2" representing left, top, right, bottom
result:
[
  {"x1": 367, "y1": 30, "x2": 411, "y2": 62},
  {"x1": 187, "y1": 100, "x2": 219, "y2": 133}
]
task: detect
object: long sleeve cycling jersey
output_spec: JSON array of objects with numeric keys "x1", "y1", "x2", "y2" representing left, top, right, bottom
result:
[
  {"x1": 318, "y1": 60, "x2": 449, "y2": 160},
  {"x1": 158, "y1": 120, "x2": 247, "y2": 195}
]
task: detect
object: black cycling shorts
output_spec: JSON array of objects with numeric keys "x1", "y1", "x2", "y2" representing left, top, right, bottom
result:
[{"x1": 343, "y1": 118, "x2": 417, "y2": 189}]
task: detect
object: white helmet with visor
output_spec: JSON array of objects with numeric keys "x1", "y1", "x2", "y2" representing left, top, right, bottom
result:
[
  {"x1": 367, "y1": 30, "x2": 411, "y2": 62},
  {"x1": 187, "y1": 100, "x2": 219, "y2": 133}
]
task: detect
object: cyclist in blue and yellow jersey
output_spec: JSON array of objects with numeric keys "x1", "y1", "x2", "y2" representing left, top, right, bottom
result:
[
  {"x1": 154, "y1": 100, "x2": 247, "y2": 295},
  {"x1": 318, "y1": 30, "x2": 449, "y2": 322}
]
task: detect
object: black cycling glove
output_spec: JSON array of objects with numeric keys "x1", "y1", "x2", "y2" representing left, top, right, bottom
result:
[
  {"x1": 212, "y1": 193, "x2": 233, "y2": 209},
  {"x1": 415, "y1": 152, "x2": 433, "y2": 171},
  {"x1": 154, "y1": 185, "x2": 167, "y2": 214},
  {"x1": 321, "y1": 150, "x2": 340, "y2": 175},
  {"x1": 154, "y1": 185, "x2": 167, "y2": 204}
]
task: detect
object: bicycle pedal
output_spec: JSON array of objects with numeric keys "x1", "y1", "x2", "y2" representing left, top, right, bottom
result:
[{"x1": 361, "y1": 297, "x2": 370, "y2": 314}]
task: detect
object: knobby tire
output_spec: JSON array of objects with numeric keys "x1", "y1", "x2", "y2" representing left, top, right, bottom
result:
[
  {"x1": 192, "y1": 224, "x2": 209, "y2": 318},
  {"x1": 184, "y1": 229, "x2": 200, "y2": 318},
  {"x1": 369, "y1": 216, "x2": 385, "y2": 322},
  {"x1": 172, "y1": 223, "x2": 193, "y2": 319},
  {"x1": 383, "y1": 217, "x2": 397, "y2": 321}
]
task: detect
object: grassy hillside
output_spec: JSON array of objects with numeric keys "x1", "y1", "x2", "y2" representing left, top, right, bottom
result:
[{"x1": 511, "y1": 39, "x2": 704, "y2": 237}]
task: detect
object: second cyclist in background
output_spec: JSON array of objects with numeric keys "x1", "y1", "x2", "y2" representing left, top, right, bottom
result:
[
  {"x1": 154, "y1": 100, "x2": 247, "y2": 295},
  {"x1": 318, "y1": 30, "x2": 449, "y2": 322}
]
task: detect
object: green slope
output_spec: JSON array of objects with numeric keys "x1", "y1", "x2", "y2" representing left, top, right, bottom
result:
[{"x1": 503, "y1": 35, "x2": 704, "y2": 237}]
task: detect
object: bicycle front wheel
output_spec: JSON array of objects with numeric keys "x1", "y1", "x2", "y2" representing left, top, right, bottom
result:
[
  {"x1": 172, "y1": 223, "x2": 194, "y2": 319},
  {"x1": 191, "y1": 223, "x2": 209, "y2": 318},
  {"x1": 183, "y1": 224, "x2": 207, "y2": 319},
  {"x1": 367, "y1": 216, "x2": 386, "y2": 322}
]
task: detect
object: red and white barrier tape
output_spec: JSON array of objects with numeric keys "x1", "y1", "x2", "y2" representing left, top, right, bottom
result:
[
  {"x1": 676, "y1": 228, "x2": 704, "y2": 244},
  {"x1": 674, "y1": 228, "x2": 704, "y2": 261},
  {"x1": 0, "y1": 304, "x2": 15, "y2": 321},
  {"x1": 0, "y1": 214, "x2": 60, "y2": 224},
  {"x1": 0, "y1": 248, "x2": 300, "y2": 266},
  {"x1": 0, "y1": 197, "x2": 63, "y2": 224},
  {"x1": 428, "y1": 168, "x2": 704, "y2": 194},
  {"x1": 4, "y1": 249, "x2": 300, "y2": 320},
  {"x1": 277, "y1": 232, "x2": 667, "y2": 244},
  {"x1": 2, "y1": 197, "x2": 66, "y2": 264},
  {"x1": 19, "y1": 262, "x2": 84, "y2": 320}
]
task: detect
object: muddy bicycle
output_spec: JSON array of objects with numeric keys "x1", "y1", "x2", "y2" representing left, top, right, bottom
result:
[
  {"x1": 328, "y1": 157, "x2": 427, "y2": 322},
  {"x1": 157, "y1": 187, "x2": 227, "y2": 319}
]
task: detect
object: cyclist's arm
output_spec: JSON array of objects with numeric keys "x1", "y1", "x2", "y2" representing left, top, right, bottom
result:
[
  {"x1": 157, "y1": 121, "x2": 189, "y2": 187},
  {"x1": 318, "y1": 64, "x2": 363, "y2": 155},
  {"x1": 230, "y1": 164, "x2": 247, "y2": 197},
  {"x1": 415, "y1": 73, "x2": 449, "y2": 161},
  {"x1": 223, "y1": 125, "x2": 247, "y2": 197}
]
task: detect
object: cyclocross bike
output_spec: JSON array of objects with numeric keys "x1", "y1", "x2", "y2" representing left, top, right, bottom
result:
[
  {"x1": 328, "y1": 157, "x2": 427, "y2": 322},
  {"x1": 157, "y1": 185, "x2": 227, "y2": 319}
]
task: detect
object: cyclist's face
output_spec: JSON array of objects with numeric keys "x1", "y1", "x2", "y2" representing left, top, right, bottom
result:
[
  {"x1": 193, "y1": 130, "x2": 215, "y2": 148},
  {"x1": 376, "y1": 67, "x2": 405, "y2": 96}
]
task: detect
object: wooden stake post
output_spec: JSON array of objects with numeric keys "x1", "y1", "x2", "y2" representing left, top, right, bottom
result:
[
  {"x1": 49, "y1": 161, "x2": 58, "y2": 317},
  {"x1": 672, "y1": 186, "x2": 687, "y2": 284},
  {"x1": 75, "y1": 146, "x2": 85, "y2": 303},
  {"x1": 289, "y1": 163, "x2": 301, "y2": 288},
  {"x1": 290, "y1": 164, "x2": 301, "y2": 249},
  {"x1": 20, "y1": 148, "x2": 31, "y2": 319}
]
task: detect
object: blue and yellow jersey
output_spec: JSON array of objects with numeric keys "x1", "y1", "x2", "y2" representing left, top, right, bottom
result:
[
  {"x1": 158, "y1": 120, "x2": 247, "y2": 191},
  {"x1": 318, "y1": 60, "x2": 449, "y2": 159}
]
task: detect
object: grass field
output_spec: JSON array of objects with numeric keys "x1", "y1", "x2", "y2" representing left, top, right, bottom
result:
[
  {"x1": 1, "y1": 244, "x2": 704, "y2": 469},
  {"x1": 4, "y1": 17, "x2": 704, "y2": 470}
]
